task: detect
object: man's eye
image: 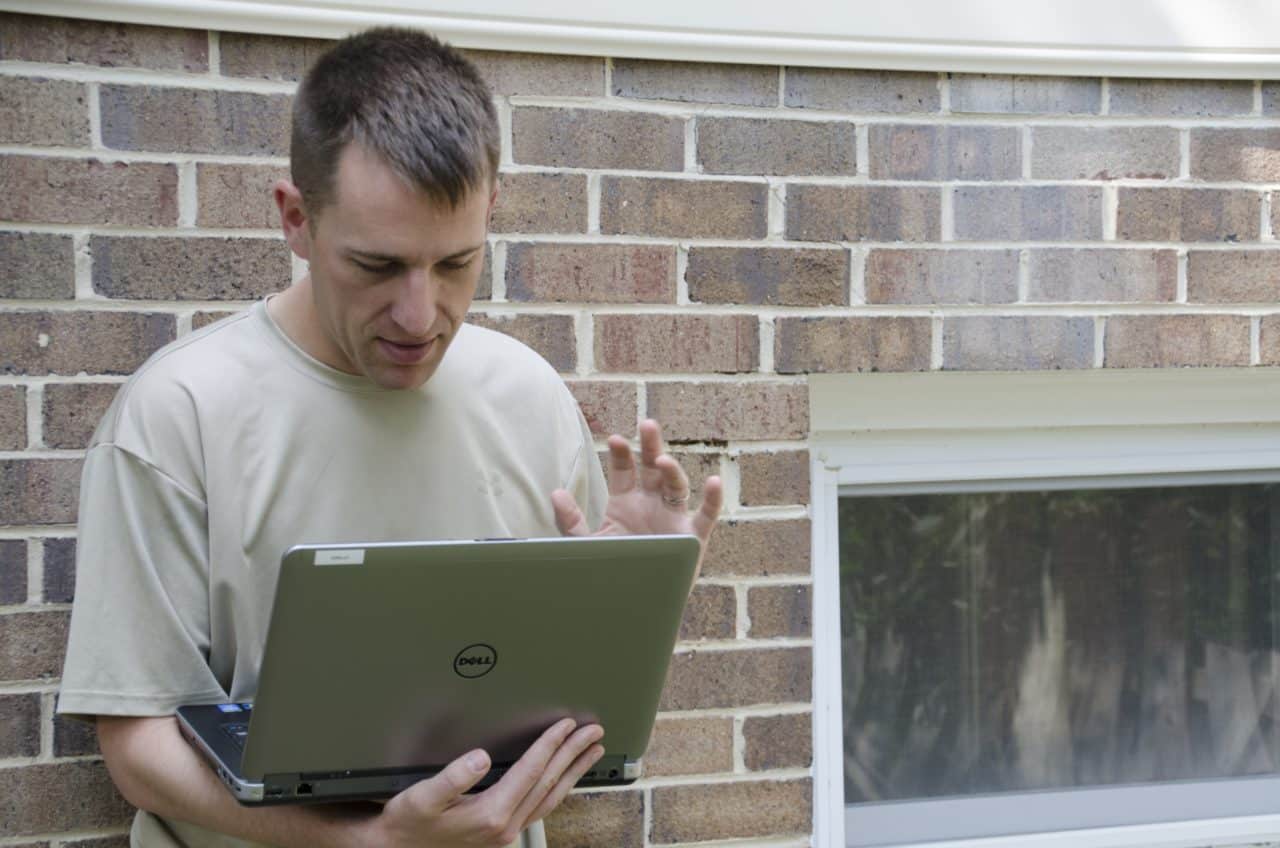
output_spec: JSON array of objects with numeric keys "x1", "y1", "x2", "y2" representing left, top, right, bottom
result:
[
  {"x1": 353, "y1": 259, "x2": 396, "y2": 275},
  {"x1": 440, "y1": 258, "x2": 475, "y2": 273}
]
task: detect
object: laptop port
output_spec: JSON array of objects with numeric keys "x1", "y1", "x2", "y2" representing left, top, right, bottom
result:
[
  {"x1": 608, "y1": 769, "x2": 619, "y2": 779},
  {"x1": 295, "y1": 782, "x2": 313, "y2": 796},
  {"x1": 266, "y1": 787, "x2": 285, "y2": 797}
]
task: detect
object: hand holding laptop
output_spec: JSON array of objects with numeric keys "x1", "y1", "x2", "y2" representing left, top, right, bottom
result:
[{"x1": 361, "y1": 718, "x2": 603, "y2": 847}]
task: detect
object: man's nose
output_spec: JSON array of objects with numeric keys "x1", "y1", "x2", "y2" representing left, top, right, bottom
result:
[{"x1": 388, "y1": 269, "x2": 437, "y2": 337}]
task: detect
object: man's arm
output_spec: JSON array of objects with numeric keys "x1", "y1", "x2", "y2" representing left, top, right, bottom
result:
[{"x1": 98, "y1": 715, "x2": 603, "y2": 848}]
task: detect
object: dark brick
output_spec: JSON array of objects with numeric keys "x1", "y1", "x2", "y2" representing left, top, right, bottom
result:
[
  {"x1": 949, "y1": 74, "x2": 1100, "y2": 114},
  {"x1": 0, "y1": 157, "x2": 178, "y2": 227},
  {"x1": 0, "y1": 760, "x2": 132, "y2": 836},
  {"x1": 0, "y1": 77, "x2": 89, "y2": 146},
  {"x1": 192, "y1": 310, "x2": 244, "y2": 331},
  {"x1": 100, "y1": 86, "x2": 290, "y2": 155},
  {"x1": 954, "y1": 187, "x2": 1103, "y2": 241},
  {"x1": 218, "y1": 32, "x2": 331, "y2": 80},
  {"x1": 92, "y1": 236, "x2": 290, "y2": 300},
  {"x1": 660, "y1": 647, "x2": 811, "y2": 711},
  {"x1": 749, "y1": 585, "x2": 811, "y2": 638},
  {"x1": 646, "y1": 383, "x2": 807, "y2": 443},
  {"x1": 196, "y1": 163, "x2": 288, "y2": 229},
  {"x1": 544, "y1": 790, "x2": 642, "y2": 848},
  {"x1": 595, "y1": 314, "x2": 758, "y2": 374},
  {"x1": 0, "y1": 311, "x2": 175, "y2": 376},
  {"x1": 646, "y1": 716, "x2": 735, "y2": 776},
  {"x1": 0, "y1": 692, "x2": 40, "y2": 757},
  {"x1": 566, "y1": 381, "x2": 637, "y2": 438},
  {"x1": 512, "y1": 107, "x2": 683, "y2": 171},
  {"x1": 0, "y1": 13, "x2": 208, "y2": 71},
  {"x1": 0, "y1": 232, "x2": 76, "y2": 300},
  {"x1": 0, "y1": 610, "x2": 70, "y2": 681},
  {"x1": 0, "y1": 459, "x2": 81, "y2": 525},
  {"x1": 464, "y1": 51, "x2": 604, "y2": 97},
  {"x1": 43, "y1": 538, "x2": 76, "y2": 605},
  {"x1": 62, "y1": 838, "x2": 130, "y2": 848},
  {"x1": 1190, "y1": 129, "x2": 1280, "y2": 182},
  {"x1": 687, "y1": 247, "x2": 848, "y2": 307},
  {"x1": 1028, "y1": 249, "x2": 1177, "y2": 302},
  {"x1": 0, "y1": 539, "x2": 25, "y2": 604},
  {"x1": 651, "y1": 779, "x2": 811, "y2": 843},
  {"x1": 774, "y1": 316, "x2": 932, "y2": 373},
  {"x1": 679, "y1": 583, "x2": 736, "y2": 642},
  {"x1": 865, "y1": 249, "x2": 1018, "y2": 304},
  {"x1": 698, "y1": 117, "x2": 856, "y2": 176},
  {"x1": 465, "y1": 313, "x2": 575, "y2": 372},
  {"x1": 613, "y1": 59, "x2": 777, "y2": 106},
  {"x1": 738, "y1": 450, "x2": 809, "y2": 506},
  {"x1": 785, "y1": 68, "x2": 940, "y2": 112},
  {"x1": 491, "y1": 172, "x2": 587, "y2": 235},
  {"x1": 869, "y1": 125, "x2": 1020, "y2": 180},
  {"x1": 43, "y1": 383, "x2": 119, "y2": 450},
  {"x1": 1187, "y1": 250, "x2": 1280, "y2": 303},
  {"x1": 786, "y1": 185, "x2": 940, "y2": 242},
  {"x1": 1032, "y1": 127, "x2": 1180, "y2": 180},
  {"x1": 601, "y1": 177, "x2": 767, "y2": 239},
  {"x1": 943, "y1": 316, "x2": 1094, "y2": 370},
  {"x1": 505, "y1": 243, "x2": 676, "y2": 303},
  {"x1": 0, "y1": 385, "x2": 24, "y2": 450},
  {"x1": 744, "y1": 713, "x2": 812, "y2": 771},
  {"x1": 1105, "y1": 315, "x2": 1251, "y2": 367},
  {"x1": 702, "y1": 519, "x2": 810, "y2": 579},
  {"x1": 1117, "y1": 188, "x2": 1260, "y2": 243},
  {"x1": 54, "y1": 712, "x2": 99, "y2": 757},
  {"x1": 1265, "y1": 83, "x2": 1280, "y2": 116},
  {"x1": 1109, "y1": 78, "x2": 1254, "y2": 117}
]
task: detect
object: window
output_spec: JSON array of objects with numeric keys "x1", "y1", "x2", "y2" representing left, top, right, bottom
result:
[{"x1": 810, "y1": 369, "x2": 1280, "y2": 848}]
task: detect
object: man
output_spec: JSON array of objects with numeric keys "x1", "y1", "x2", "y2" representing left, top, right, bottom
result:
[{"x1": 57, "y1": 27, "x2": 721, "y2": 848}]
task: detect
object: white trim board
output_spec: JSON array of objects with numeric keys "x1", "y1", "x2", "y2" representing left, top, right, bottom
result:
[{"x1": 7, "y1": 0, "x2": 1280, "y2": 79}]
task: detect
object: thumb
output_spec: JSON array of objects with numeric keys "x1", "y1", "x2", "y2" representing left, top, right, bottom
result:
[
  {"x1": 550, "y1": 489, "x2": 591, "y2": 536},
  {"x1": 398, "y1": 749, "x2": 490, "y2": 812}
]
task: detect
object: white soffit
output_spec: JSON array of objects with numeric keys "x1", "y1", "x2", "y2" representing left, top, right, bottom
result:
[{"x1": 6, "y1": 0, "x2": 1280, "y2": 78}]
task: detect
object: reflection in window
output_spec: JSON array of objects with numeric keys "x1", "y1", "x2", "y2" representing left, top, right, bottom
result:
[{"x1": 840, "y1": 483, "x2": 1280, "y2": 803}]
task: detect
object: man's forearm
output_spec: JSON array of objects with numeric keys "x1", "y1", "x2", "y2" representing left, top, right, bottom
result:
[{"x1": 97, "y1": 716, "x2": 376, "y2": 848}]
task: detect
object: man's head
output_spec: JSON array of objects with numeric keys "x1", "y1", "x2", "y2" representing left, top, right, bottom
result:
[{"x1": 274, "y1": 28, "x2": 500, "y2": 390}]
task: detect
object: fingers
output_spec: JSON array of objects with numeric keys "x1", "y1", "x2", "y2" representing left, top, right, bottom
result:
[
  {"x1": 550, "y1": 489, "x2": 591, "y2": 536},
  {"x1": 508, "y1": 724, "x2": 603, "y2": 832},
  {"x1": 395, "y1": 747, "x2": 491, "y2": 814},
  {"x1": 521, "y1": 742, "x2": 606, "y2": 830},
  {"x1": 654, "y1": 454, "x2": 691, "y2": 510},
  {"x1": 605, "y1": 434, "x2": 636, "y2": 495},
  {"x1": 481, "y1": 718, "x2": 578, "y2": 815},
  {"x1": 692, "y1": 475, "x2": 724, "y2": 543}
]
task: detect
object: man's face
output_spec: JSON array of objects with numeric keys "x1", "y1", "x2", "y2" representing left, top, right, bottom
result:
[{"x1": 289, "y1": 144, "x2": 493, "y2": 391}]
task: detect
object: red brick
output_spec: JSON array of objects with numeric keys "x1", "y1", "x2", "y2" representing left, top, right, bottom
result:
[
  {"x1": 0, "y1": 13, "x2": 208, "y2": 71},
  {"x1": 1187, "y1": 250, "x2": 1280, "y2": 303},
  {"x1": 651, "y1": 779, "x2": 812, "y2": 843},
  {"x1": 465, "y1": 313, "x2": 575, "y2": 373},
  {"x1": 1262, "y1": 316, "x2": 1280, "y2": 365},
  {"x1": 660, "y1": 647, "x2": 811, "y2": 711},
  {"x1": 944, "y1": 316, "x2": 1094, "y2": 371},
  {"x1": 786, "y1": 185, "x2": 940, "y2": 242},
  {"x1": 785, "y1": 68, "x2": 939, "y2": 112},
  {"x1": 0, "y1": 760, "x2": 132, "y2": 836},
  {"x1": 646, "y1": 382, "x2": 807, "y2": 442},
  {"x1": 954, "y1": 187, "x2": 1103, "y2": 241},
  {"x1": 43, "y1": 383, "x2": 119, "y2": 450},
  {"x1": 43, "y1": 538, "x2": 76, "y2": 604},
  {"x1": 869, "y1": 125, "x2": 1020, "y2": 180},
  {"x1": 749, "y1": 585, "x2": 811, "y2": 638},
  {"x1": 1028, "y1": 249, "x2": 1178, "y2": 302},
  {"x1": 0, "y1": 693, "x2": 40, "y2": 757},
  {"x1": 774, "y1": 316, "x2": 931, "y2": 373},
  {"x1": 0, "y1": 77, "x2": 89, "y2": 146},
  {"x1": 687, "y1": 247, "x2": 848, "y2": 307},
  {"x1": 218, "y1": 32, "x2": 331, "y2": 80},
  {"x1": 702, "y1": 519, "x2": 810, "y2": 579},
  {"x1": 646, "y1": 716, "x2": 734, "y2": 776},
  {"x1": 91, "y1": 236, "x2": 290, "y2": 301},
  {"x1": 464, "y1": 51, "x2": 604, "y2": 98},
  {"x1": 1117, "y1": 188, "x2": 1260, "y2": 243},
  {"x1": 595, "y1": 314, "x2": 758, "y2": 374},
  {"x1": 743, "y1": 713, "x2": 812, "y2": 771},
  {"x1": 544, "y1": 790, "x2": 642, "y2": 848},
  {"x1": 613, "y1": 59, "x2": 777, "y2": 107},
  {"x1": 679, "y1": 583, "x2": 736, "y2": 642},
  {"x1": 0, "y1": 385, "x2": 24, "y2": 450},
  {"x1": 1105, "y1": 315, "x2": 1251, "y2": 368},
  {"x1": 100, "y1": 86, "x2": 290, "y2": 155},
  {"x1": 1109, "y1": 78, "x2": 1254, "y2": 117},
  {"x1": 865, "y1": 249, "x2": 1018, "y2": 304},
  {"x1": 738, "y1": 450, "x2": 809, "y2": 507},
  {"x1": 0, "y1": 539, "x2": 25, "y2": 604},
  {"x1": 0, "y1": 232, "x2": 76, "y2": 300},
  {"x1": 0, "y1": 157, "x2": 178, "y2": 227},
  {"x1": 0, "y1": 610, "x2": 70, "y2": 680},
  {"x1": 506, "y1": 243, "x2": 675, "y2": 304},
  {"x1": 949, "y1": 74, "x2": 1100, "y2": 114},
  {"x1": 54, "y1": 712, "x2": 99, "y2": 757},
  {"x1": 0, "y1": 311, "x2": 174, "y2": 376},
  {"x1": 1031, "y1": 127, "x2": 1180, "y2": 180},
  {"x1": 492, "y1": 173, "x2": 587, "y2": 234},
  {"x1": 512, "y1": 107, "x2": 683, "y2": 171},
  {"x1": 1191, "y1": 129, "x2": 1280, "y2": 182},
  {"x1": 0, "y1": 459, "x2": 81, "y2": 525},
  {"x1": 566, "y1": 381, "x2": 637, "y2": 437},
  {"x1": 602, "y1": 177, "x2": 768, "y2": 239},
  {"x1": 196, "y1": 163, "x2": 288, "y2": 229},
  {"x1": 698, "y1": 117, "x2": 856, "y2": 176}
]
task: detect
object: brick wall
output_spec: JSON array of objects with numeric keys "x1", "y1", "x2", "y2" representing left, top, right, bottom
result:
[{"x1": 1, "y1": 11, "x2": 1277, "y2": 847}]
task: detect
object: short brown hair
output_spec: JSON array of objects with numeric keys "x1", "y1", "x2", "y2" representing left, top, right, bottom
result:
[{"x1": 291, "y1": 28, "x2": 499, "y2": 215}]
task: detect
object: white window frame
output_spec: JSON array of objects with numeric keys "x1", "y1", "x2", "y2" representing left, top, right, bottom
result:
[{"x1": 810, "y1": 368, "x2": 1280, "y2": 848}]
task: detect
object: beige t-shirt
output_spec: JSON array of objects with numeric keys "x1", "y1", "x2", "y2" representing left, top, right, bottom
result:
[{"x1": 58, "y1": 300, "x2": 607, "y2": 848}]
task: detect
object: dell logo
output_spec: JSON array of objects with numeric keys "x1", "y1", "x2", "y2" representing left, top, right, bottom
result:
[{"x1": 453, "y1": 644, "x2": 498, "y2": 678}]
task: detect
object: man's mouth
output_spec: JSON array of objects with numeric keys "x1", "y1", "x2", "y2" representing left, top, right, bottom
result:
[{"x1": 377, "y1": 336, "x2": 435, "y2": 365}]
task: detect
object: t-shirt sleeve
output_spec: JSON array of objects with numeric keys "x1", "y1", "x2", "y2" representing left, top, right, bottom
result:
[{"x1": 57, "y1": 443, "x2": 225, "y2": 720}]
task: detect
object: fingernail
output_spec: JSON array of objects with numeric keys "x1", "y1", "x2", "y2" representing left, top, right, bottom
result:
[{"x1": 468, "y1": 750, "x2": 489, "y2": 772}]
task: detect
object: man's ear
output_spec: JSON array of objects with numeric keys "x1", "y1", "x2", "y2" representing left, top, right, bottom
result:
[{"x1": 275, "y1": 179, "x2": 313, "y2": 262}]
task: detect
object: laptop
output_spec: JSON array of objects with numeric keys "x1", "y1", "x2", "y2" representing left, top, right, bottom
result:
[{"x1": 177, "y1": 534, "x2": 699, "y2": 805}]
